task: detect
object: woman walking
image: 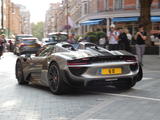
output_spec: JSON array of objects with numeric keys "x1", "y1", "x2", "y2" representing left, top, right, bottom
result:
[{"x1": 134, "y1": 25, "x2": 147, "y2": 66}]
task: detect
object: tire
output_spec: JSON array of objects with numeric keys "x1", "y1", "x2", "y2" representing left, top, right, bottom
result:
[
  {"x1": 114, "y1": 79, "x2": 136, "y2": 90},
  {"x1": 15, "y1": 60, "x2": 28, "y2": 85},
  {"x1": 48, "y1": 62, "x2": 69, "y2": 95},
  {"x1": 134, "y1": 65, "x2": 143, "y2": 82}
]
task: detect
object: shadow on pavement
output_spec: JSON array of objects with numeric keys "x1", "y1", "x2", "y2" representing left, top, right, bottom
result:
[{"x1": 18, "y1": 83, "x2": 132, "y2": 96}]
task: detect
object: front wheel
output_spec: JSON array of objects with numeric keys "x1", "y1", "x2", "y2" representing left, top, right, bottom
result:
[
  {"x1": 15, "y1": 60, "x2": 28, "y2": 85},
  {"x1": 48, "y1": 62, "x2": 69, "y2": 95}
]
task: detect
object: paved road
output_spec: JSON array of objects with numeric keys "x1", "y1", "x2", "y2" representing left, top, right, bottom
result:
[{"x1": 0, "y1": 52, "x2": 160, "y2": 120}]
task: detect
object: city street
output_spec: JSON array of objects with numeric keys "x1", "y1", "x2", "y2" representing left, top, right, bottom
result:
[{"x1": 0, "y1": 52, "x2": 160, "y2": 120}]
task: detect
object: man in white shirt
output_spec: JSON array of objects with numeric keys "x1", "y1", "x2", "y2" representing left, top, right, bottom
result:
[{"x1": 107, "y1": 24, "x2": 119, "y2": 50}]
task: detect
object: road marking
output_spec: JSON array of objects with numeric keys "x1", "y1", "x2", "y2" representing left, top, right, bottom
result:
[
  {"x1": 73, "y1": 91, "x2": 160, "y2": 120},
  {"x1": 72, "y1": 99, "x2": 115, "y2": 120},
  {"x1": 73, "y1": 92, "x2": 160, "y2": 120},
  {"x1": 107, "y1": 93, "x2": 160, "y2": 102},
  {"x1": 88, "y1": 119, "x2": 111, "y2": 120},
  {"x1": 142, "y1": 77, "x2": 152, "y2": 80},
  {"x1": 144, "y1": 70, "x2": 160, "y2": 73}
]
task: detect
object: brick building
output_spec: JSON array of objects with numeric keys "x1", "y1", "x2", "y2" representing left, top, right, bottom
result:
[
  {"x1": 45, "y1": 0, "x2": 160, "y2": 36},
  {"x1": 0, "y1": 0, "x2": 31, "y2": 38},
  {"x1": 79, "y1": 0, "x2": 160, "y2": 35},
  {"x1": 45, "y1": 3, "x2": 65, "y2": 37}
]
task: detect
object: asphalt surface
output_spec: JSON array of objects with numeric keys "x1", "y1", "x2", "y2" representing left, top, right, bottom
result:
[{"x1": 0, "y1": 52, "x2": 160, "y2": 120}]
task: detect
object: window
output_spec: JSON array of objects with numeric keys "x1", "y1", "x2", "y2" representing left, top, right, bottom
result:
[
  {"x1": 114, "y1": 0, "x2": 123, "y2": 10},
  {"x1": 38, "y1": 46, "x2": 55, "y2": 57},
  {"x1": 82, "y1": 1, "x2": 88, "y2": 15},
  {"x1": 136, "y1": 0, "x2": 140, "y2": 9},
  {"x1": 104, "y1": 0, "x2": 108, "y2": 11},
  {"x1": 84, "y1": 3, "x2": 88, "y2": 14},
  {"x1": 158, "y1": 0, "x2": 160, "y2": 8}
]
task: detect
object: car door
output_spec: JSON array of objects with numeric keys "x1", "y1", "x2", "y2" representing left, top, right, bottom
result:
[{"x1": 28, "y1": 46, "x2": 54, "y2": 84}]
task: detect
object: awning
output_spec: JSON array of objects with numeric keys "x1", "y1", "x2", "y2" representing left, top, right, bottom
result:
[
  {"x1": 112, "y1": 16, "x2": 160, "y2": 22},
  {"x1": 112, "y1": 17, "x2": 138, "y2": 22},
  {"x1": 151, "y1": 16, "x2": 160, "y2": 22},
  {"x1": 80, "y1": 19, "x2": 104, "y2": 26}
]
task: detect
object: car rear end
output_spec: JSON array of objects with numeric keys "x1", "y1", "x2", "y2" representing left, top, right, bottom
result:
[
  {"x1": 14, "y1": 34, "x2": 33, "y2": 54},
  {"x1": 19, "y1": 38, "x2": 41, "y2": 55},
  {"x1": 64, "y1": 55, "x2": 141, "y2": 87}
]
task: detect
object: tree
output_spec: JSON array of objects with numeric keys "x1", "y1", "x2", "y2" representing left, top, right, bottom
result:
[
  {"x1": 31, "y1": 22, "x2": 44, "y2": 40},
  {"x1": 139, "y1": 0, "x2": 153, "y2": 46}
]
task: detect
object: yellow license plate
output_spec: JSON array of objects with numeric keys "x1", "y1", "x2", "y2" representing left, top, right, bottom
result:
[{"x1": 101, "y1": 68, "x2": 122, "y2": 75}]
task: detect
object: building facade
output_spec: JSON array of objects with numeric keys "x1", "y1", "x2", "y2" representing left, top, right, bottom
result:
[
  {"x1": 46, "y1": 0, "x2": 160, "y2": 36},
  {"x1": 17, "y1": 4, "x2": 31, "y2": 34},
  {"x1": 44, "y1": 3, "x2": 64, "y2": 37},
  {"x1": 78, "y1": 0, "x2": 160, "y2": 35},
  {"x1": 0, "y1": 0, "x2": 31, "y2": 38}
]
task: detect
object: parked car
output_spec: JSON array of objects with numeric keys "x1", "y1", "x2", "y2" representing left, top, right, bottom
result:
[
  {"x1": 14, "y1": 37, "x2": 41, "y2": 55},
  {"x1": 48, "y1": 32, "x2": 68, "y2": 42},
  {"x1": 14, "y1": 34, "x2": 33, "y2": 54},
  {"x1": 15, "y1": 42, "x2": 143, "y2": 95}
]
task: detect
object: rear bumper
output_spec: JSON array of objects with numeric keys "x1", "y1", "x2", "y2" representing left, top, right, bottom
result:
[{"x1": 62, "y1": 65, "x2": 140, "y2": 87}]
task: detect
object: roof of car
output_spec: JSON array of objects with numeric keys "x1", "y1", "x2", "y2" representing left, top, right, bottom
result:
[
  {"x1": 16, "y1": 34, "x2": 33, "y2": 37},
  {"x1": 79, "y1": 42, "x2": 96, "y2": 45},
  {"x1": 48, "y1": 32, "x2": 67, "y2": 35},
  {"x1": 21, "y1": 37, "x2": 38, "y2": 40}
]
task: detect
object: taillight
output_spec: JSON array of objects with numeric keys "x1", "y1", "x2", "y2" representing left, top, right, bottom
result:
[
  {"x1": 67, "y1": 58, "x2": 89, "y2": 66},
  {"x1": 124, "y1": 56, "x2": 137, "y2": 62},
  {"x1": 67, "y1": 62, "x2": 88, "y2": 65},
  {"x1": 19, "y1": 43, "x2": 25, "y2": 47}
]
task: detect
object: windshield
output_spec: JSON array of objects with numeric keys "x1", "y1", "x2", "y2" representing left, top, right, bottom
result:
[
  {"x1": 21, "y1": 39, "x2": 37, "y2": 44},
  {"x1": 48, "y1": 34, "x2": 68, "y2": 42},
  {"x1": 16, "y1": 35, "x2": 33, "y2": 41}
]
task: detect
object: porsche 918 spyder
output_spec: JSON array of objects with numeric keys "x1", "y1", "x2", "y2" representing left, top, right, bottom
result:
[{"x1": 15, "y1": 42, "x2": 143, "y2": 94}]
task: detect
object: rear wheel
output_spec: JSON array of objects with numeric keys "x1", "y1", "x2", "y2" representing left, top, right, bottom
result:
[
  {"x1": 16, "y1": 60, "x2": 28, "y2": 85},
  {"x1": 48, "y1": 62, "x2": 69, "y2": 95},
  {"x1": 134, "y1": 65, "x2": 143, "y2": 82}
]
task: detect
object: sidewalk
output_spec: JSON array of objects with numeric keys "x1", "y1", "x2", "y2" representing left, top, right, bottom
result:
[{"x1": 143, "y1": 55, "x2": 160, "y2": 71}]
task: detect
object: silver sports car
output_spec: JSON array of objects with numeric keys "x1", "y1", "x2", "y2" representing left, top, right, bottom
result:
[{"x1": 15, "y1": 42, "x2": 143, "y2": 94}]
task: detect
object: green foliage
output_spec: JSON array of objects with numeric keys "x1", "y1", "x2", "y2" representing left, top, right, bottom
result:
[
  {"x1": 31, "y1": 22, "x2": 44, "y2": 40},
  {"x1": 84, "y1": 31, "x2": 106, "y2": 44},
  {"x1": 87, "y1": 34, "x2": 98, "y2": 43},
  {"x1": 86, "y1": 32, "x2": 97, "y2": 36},
  {"x1": 96, "y1": 31, "x2": 106, "y2": 39}
]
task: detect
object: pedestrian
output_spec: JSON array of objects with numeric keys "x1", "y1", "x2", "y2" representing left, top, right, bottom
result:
[
  {"x1": 118, "y1": 28, "x2": 131, "y2": 52},
  {"x1": 0, "y1": 35, "x2": 4, "y2": 58},
  {"x1": 0, "y1": 34, "x2": 6, "y2": 52},
  {"x1": 8, "y1": 40, "x2": 13, "y2": 52},
  {"x1": 126, "y1": 29, "x2": 132, "y2": 44},
  {"x1": 134, "y1": 25, "x2": 147, "y2": 66},
  {"x1": 107, "y1": 24, "x2": 119, "y2": 50}
]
